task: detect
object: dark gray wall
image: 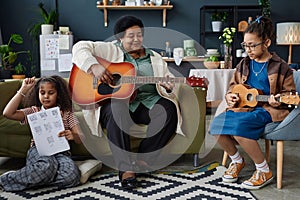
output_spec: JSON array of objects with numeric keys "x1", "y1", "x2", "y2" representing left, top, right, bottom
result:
[{"x1": 1, "y1": 0, "x2": 300, "y2": 76}]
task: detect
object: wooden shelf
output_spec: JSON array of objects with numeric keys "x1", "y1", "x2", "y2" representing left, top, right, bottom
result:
[
  {"x1": 96, "y1": 5, "x2": 173, "y2": 27},
  {"x1": 163, "y1": 57, "x2": 205, "y2": 62}
]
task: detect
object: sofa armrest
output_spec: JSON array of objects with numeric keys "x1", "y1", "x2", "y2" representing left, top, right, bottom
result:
[
  {"x1": 166, "y1": 84, "x2": 207, "y2": 154},
  {"x1": 178, "y1": 84, "x2": 206, "y2": 134},
  {"x1": 0, "y1": 80, "x2": 22, "y2": 115}
]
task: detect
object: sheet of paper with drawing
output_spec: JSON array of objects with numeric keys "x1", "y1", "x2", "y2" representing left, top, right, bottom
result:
[{"x1": 27, "y1": 107, "x2": 70, "y2": 156}]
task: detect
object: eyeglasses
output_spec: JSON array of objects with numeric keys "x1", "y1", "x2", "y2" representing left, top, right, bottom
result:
[{"x1": 241, "y1": 41, "x2": 265, "y2": 51}]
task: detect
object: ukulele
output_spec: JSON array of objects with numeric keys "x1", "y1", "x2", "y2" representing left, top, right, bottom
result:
[
  {"x1": 69, "y1": 56, "x2": 208, "y2": 106},
  {"x1": 231, "y1": 84, "x2": 299, "y2": 108}
]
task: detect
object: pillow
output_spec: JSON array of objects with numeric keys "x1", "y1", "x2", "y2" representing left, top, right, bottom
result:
[{"x1": 75, "y1": 159, "x2": 102, "y2": 184}]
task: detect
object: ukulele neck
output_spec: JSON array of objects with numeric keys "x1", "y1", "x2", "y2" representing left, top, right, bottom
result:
[{"x1": 256, "y1": 95, "x2": 270, "y2": 102}]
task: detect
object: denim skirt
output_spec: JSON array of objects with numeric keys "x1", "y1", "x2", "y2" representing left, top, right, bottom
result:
[{"x1": 209, "y1": 107, "x2": 272, "y2": 140}]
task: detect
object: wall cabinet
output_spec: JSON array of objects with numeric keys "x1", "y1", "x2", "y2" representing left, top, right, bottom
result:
[{"x1": 200, "y1": 5, "x2": 261, "y2": 67}]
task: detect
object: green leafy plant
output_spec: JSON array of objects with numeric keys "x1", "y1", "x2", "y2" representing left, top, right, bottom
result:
[
  {"x1": 28, "y1": 2, "x2": 58, "y2": 41},
  {"x1": 14, "y1": 63, "x2": 26, "y2": 75},
  {"x1": 211, "y1": 10, "x2": 228, "y2": 22},
  {"x1": 0, "y1": 34, "x2": 30, "y2": 70},
  {"x1": 219, "y1": 27, "x2": 236, "y2": 47},
  {"x1": 258, "y1": 0, "x2": 271, "y2": 17},
  {"x1": 205, "y1": 56, "x2": 219, "y2": 62}
]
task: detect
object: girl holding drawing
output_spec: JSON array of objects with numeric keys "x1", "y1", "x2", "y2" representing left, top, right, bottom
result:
[{"x1": 1, "y1": 76, "x2": 82, "y2": 191}]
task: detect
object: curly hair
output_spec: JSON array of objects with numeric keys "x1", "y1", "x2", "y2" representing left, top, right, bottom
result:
[
  {"x1": 114, "y1": 15, "x2": 144, "y2": 41},
  {"x1": 24, "y1": 76, "x2": 72, "y2": 112},
  {"x1": 244, "y1": 16, "x2": 275, "y2": 41}
]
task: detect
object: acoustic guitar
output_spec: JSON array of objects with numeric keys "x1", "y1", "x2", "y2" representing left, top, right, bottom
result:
[
  {"x1": 69, "y1": 56, "x2": 207, "y2": 106},
  {"x1": 231, "y1": 84, "x2": 299, "y2": 108}
]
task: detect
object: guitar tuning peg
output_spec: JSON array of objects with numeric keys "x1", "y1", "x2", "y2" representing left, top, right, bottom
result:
[
  {"x1": 295, "y1": 105, "x2": 298, "y2": 108},
  {"x1": 288, "y1": 104, "x2": 292, "y2": 108}
]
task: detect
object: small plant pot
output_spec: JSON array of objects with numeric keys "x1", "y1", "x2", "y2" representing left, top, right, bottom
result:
[
  {"x1": 41, "y1": 24, "x2": 54, "y2": 35},
  {"x1": 12, "y1": 74, "x2": 26, "y2": 79},
  {"x1": 212, "y1": 21, "x2": 222, "y2": 32}
]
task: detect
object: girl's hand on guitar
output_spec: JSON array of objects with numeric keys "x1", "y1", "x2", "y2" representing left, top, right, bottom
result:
[
  {"x1": 226, "y1": 93, "x2": 239, "y2": 108},
  {"x1": 268, "y1": 94, "x2": 281, "y2": 107},
  {"x1": 90, "y1": 64, "x2": 113, "y2": 84}
]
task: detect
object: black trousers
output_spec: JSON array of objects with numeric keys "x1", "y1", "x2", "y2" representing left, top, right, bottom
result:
[{"x1": 100, "y1": 98, "x2": 177, "y2": 171}]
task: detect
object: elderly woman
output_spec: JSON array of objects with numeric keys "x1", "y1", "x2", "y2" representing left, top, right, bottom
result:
[{"x1": 72, "y1": 15, "x2": 182, "y2": 190}]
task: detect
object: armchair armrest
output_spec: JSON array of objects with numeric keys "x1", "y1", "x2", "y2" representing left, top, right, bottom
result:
[{"x1": 263, "y1": 107, "x2": 300, "y2": 140}]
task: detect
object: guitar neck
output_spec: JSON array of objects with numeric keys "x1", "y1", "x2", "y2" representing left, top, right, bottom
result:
[{"x1": 121, "y1": 76, "x2": 186, "y2": 84}]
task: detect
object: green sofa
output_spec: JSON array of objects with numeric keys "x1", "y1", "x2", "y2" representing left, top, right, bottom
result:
[{"x1": 0, "y1": 79, "x2": 207, "y2": 166}]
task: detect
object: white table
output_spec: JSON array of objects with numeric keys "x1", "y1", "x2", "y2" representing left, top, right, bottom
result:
[{"x1": 189, "y1": 69, "x2": 235, "y2": 102}]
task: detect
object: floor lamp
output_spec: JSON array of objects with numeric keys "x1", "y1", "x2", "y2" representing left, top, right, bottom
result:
[{"x1": 277, "y1": 22, "x2": 300, "y2": 64}]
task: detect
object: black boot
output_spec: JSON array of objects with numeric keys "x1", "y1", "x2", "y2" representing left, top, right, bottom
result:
[{"x1": 118, "y1": 171, "x2": 138, "y2": 190}]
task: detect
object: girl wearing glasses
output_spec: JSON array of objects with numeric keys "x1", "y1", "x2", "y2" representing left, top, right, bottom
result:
[{"x1": 210, "y1": 16, "x2": 296, "y2": 189}]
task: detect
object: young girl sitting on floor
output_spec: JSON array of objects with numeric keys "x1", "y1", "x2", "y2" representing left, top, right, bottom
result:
[{"x1": 1, "y1": 76, "x2": 83, "y2": 191}]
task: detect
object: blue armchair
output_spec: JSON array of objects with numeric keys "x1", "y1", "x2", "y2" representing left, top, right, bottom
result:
[{"x1": 261, "y1": 71, "x2": 300, "y2": 189}]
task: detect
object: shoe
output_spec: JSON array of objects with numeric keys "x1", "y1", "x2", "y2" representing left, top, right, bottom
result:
[
  {"x1": 241, "y1": 170, "x2": 273, "y2": 190},
  {"x1": 222, "y1": 160, "x2": 245, "y2": 183},
  {"x1": 118, "y1": 171, "x2": 138, "y2": 190}
]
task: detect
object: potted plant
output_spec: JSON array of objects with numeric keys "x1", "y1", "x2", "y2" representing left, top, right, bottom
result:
[
  {"x1": 0, "y1": 34, "x2": 30, "y2": 79},
  {"x1": 219, "y1": 27, "x2": 236, "y2": 69},
  {"x1": 28, "y1": 2, "x2": 58, "y2": 40},
  {"x1": 12, "y1": 62, "x2": 26, "y2": 79},
  {"x1": 204, "y1": 55, "x2": 220, "y2": 69},
  {"x1": 211, "y1": 10, "x2": 228, "y2": 32}
]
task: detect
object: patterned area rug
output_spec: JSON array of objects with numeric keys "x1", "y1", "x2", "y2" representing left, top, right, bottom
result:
[{"x1": 0, "y1": 162, "x2": 256, "y2": 200}]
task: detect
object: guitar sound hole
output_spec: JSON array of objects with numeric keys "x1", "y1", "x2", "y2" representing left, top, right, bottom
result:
[
  {"x1": 97, "y1": 74, "x2": 121, "y2": 95},
  {"x1": 246, "y1": 93, "x2": 254, "y2": 102}
]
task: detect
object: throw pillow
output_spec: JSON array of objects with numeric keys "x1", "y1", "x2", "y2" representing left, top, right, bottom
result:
[{"x1": 75, "y1": 159, "x2": 102, "y2": 184}]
